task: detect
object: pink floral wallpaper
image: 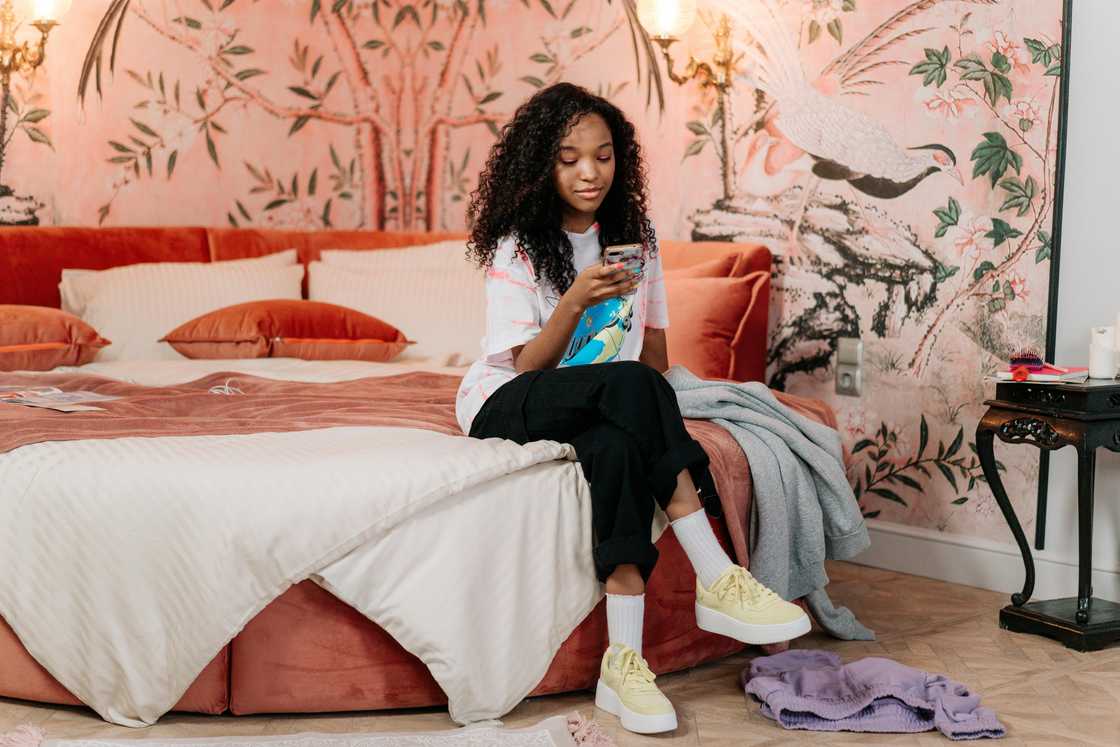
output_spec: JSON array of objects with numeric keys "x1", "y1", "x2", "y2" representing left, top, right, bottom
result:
[{"x1": 7, "y1": 0, "x2": 1068, "y2": 544}]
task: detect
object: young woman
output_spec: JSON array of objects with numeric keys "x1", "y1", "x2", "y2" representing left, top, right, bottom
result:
[{"x1": 457, "y1": 83, "x2": 809, "y2": 735}]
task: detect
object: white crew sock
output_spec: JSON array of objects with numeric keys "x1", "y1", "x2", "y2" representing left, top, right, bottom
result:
[
  {"x1": 606, "y1": 593, "x2": 645, "y2": 655},
  {"x1": 672, "y1": 507, "x2": 735, "y2": 589}
]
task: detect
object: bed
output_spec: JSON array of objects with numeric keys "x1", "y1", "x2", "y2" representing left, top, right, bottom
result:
[{"x1": 0, "y1": 227, "x2": 836, "y2": 725}]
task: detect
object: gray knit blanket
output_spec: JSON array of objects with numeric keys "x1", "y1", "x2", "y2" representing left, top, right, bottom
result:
[{"x1": 668, "y1": 367, "x2": 874, "y2": 641}]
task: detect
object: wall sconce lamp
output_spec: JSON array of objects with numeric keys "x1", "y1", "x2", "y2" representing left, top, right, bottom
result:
[
  {"x1": 636, "y1": 0, "x2": 737, "y2": 91},
  {"x1": 636, "y1": 0, "x2": 741, "y2": 200},
  {"x1": 0, "y1": 0, "x2": 71, "y2": 195}
]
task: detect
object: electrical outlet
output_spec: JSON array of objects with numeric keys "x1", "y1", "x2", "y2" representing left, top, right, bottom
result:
[{"x1": 835, "y1": 337, "x2": 863, "y2": 397}]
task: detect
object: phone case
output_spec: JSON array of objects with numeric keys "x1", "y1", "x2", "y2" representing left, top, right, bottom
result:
[
  {"x1": 605, "y1": 244, "x2": 644, "y2": 276},
  {"x1": 604, "y1": 243, "x2": 643, "y2": 263}
]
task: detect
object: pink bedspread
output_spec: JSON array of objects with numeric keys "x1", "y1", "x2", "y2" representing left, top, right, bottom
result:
[
  {"x1": 0, "y1": 371, "x2": 462, "y2": 452},
  {"x1": 0, "y1": 369, "x2": 832, "y2": 568}
]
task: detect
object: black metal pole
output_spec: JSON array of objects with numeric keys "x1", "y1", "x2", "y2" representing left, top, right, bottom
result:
[{"x1": 1035, "y1": 0, "x2": 1075, "y2": 551}]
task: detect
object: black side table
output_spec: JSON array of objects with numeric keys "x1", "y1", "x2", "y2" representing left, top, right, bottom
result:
[{"x1": 976, "y1": 380, "x2": 1120, "y2": 651}]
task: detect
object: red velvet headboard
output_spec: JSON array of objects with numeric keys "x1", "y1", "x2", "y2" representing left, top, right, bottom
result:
[
  {"x1": 206, "y1": 228, "x2": 467, "y2": 266},
  {"x1": 0, "y1": 227, "x2": 211, "y2": 308},
  {"x1": 2, "y1": 227, "x2": 773, "y2": 307},
  {"x1": 0, "y1": 226, "x2": 773, "y2": 382},
  {"x1": 0, "y1": 227, "x2": 472, "y2": 309}
]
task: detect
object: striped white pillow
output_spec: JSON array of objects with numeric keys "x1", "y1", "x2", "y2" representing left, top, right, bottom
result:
[
  {"x1": 60, "y1": 250, "x2": 298, "y2": 317},
  {"x1": 308, "y1": 259, "x2": 485, "y2": 367},
  {"x1": 65, "y1": 252, "x2": 304, "y2": 362},
  {"x1": 320, "y1": 240, "x2": 469, "y2": 272}
]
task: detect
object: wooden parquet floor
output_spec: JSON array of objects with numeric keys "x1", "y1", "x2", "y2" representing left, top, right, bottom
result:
[{"x1": 4, "y1": 561, "x2": 1118, "y2": 745}]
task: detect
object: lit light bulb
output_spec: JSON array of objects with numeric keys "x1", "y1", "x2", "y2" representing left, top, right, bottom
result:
[
  {"x1": 27, "y1": 0, "x2": 72, "y2": 23},
  {"x1": 636, "y1": 0, "x2": 697, "y2": 41}
]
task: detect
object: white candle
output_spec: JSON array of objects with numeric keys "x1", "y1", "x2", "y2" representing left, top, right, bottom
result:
[
  {"x1": 1115, "y1": 312, "x2": 1120, "y2": 351},
  {"x1": 1090, "y1": 326, "x2": 1116, "y2": 379}
]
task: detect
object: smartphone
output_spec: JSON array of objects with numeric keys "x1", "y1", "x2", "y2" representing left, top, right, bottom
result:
[{"x1": 604, "y1": 243, "x2": 645, "y2": 277}]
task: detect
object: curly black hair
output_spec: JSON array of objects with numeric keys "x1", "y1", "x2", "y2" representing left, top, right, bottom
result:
[{"x1": 466, "y1": 82, "x2": 656, "y2": 294}]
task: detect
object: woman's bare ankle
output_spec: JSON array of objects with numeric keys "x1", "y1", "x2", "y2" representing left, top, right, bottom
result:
[
  {"x1": 605, "y1": 564, "x2": 645, "y2": 595},
  {"x1": 665, "y1": 469, "x2": 703, "y2": 521}
]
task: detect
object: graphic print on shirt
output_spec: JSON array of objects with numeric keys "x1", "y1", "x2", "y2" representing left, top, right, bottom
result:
[{"x1": 560, "y1": 295, "x2": 634, "y2": 366}]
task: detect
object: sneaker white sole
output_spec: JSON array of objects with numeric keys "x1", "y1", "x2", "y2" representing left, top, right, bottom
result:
[
  {"x1": 695, "y1": 602, "x2": 812, "y2": 645},
  {"x1": 594, "y1": 679, "x2": 678, "y2": 734}
]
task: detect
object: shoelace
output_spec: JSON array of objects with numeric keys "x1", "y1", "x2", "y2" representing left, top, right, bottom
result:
[
  {"x1": 715, "y1": 567, "x2": 778, "y2": 606},
  {"x1": 615, "y1": 648, "x2": 658, "y2": 693}
]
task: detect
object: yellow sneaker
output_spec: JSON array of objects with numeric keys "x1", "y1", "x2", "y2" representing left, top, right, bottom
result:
[
  {"x1": 594, "y1": 643, "x2": 678, "y2": 734},
  {"x1": 696, "y1": 566, "x2": 811, "y2": 645}
]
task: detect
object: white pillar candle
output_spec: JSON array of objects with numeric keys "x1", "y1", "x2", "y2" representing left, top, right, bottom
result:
[
  {"x1": 1090, "y1": 326, "x2": 1116, "y2": 379},
  {"x1": 1115, "y1": 312, "x2": 1120, "y2": 350}
]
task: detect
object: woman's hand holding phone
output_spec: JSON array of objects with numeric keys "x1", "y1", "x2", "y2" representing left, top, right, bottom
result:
[{"x1": 561, "y1": 263, "x2": 640, "y2": 313}]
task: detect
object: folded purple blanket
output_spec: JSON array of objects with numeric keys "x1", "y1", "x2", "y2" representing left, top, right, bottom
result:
[{"x1": 743, "y1": 649, "x2": 1005, "y2": 741}]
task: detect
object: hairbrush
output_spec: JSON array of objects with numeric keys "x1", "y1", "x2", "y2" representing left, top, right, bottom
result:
[{"x1": 1009, "y1": 347, "x2": 1044, "y2": 371}]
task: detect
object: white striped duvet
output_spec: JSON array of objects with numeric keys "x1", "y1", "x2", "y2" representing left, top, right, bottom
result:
[{"x1": 0, "y1": 361, "x2": 608, "y2": 728}]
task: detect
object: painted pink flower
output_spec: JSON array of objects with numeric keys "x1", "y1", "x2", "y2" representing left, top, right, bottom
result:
[
  {"x1": 146, "y1": 108, "x2": 200, "y2": 154},
  {"x1": 883, "y1": 421, "x2": 914, "y2": 462},
  {"x1": 919, "y1": 86, "x2": 979, "y2": 120},
  {"x1": 1007, "y1": 272, "x2": 1030, "y2": 300},
  {"x1": 986, "y1": 31, "x2": 1032, "y2": 76},
  {"x1": 970, "y1": 495, "x2": 996, "y2": 519},
  {"x1": 199, "y1": 12, "x2": 237, "y2": 57},
  {"x1": 801, "y1": 0, "x2": 845, "y2": 25},
  {"x1": 841, "y1": 406, "x2": 876, "y2": 442},
  {"x1": 1003, "y1": 97, "x2": 1042, "y2": 132},
  {"x1": 541, "y1": 21, "x2": 574, "y2": 63},
  {"x1": 952, "y1": 216, "x2": 993, "y2": 259},
  {"x1": 262, "y1": 199, "x2": 319, "y2": 229}
]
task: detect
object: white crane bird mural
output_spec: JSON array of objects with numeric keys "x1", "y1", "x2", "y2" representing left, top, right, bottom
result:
[
  {"x1": 676, "y1": 0, "x2": 1068, "y2": 536},
  {"x1": 679, "y1": 0, "x2": 1022, "y2": 392},
  {"x1": 724, "y1": 0, "x2": 966, "y2": 260}
]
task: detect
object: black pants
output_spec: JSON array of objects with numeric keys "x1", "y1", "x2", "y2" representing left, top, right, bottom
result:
[{"x1": 469, "y1": 361, "x2": 718, "y2": 582}]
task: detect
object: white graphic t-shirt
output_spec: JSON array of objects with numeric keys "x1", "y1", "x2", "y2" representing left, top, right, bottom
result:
[{"x1": 455, "y1": 223, "x2": 669, "y2": 435}]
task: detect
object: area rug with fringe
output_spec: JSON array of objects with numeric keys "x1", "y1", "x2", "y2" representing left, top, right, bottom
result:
[{"x1": 0, "y1": 714, "x2": 614, "y2": 747}]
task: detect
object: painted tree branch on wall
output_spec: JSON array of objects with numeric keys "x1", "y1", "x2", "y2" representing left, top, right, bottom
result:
[{"x1": 78, "y1": 0, "x2": 664, "y2": 230}]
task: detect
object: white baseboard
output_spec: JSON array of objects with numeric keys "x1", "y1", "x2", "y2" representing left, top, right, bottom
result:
[{"x1": 852, "y1": 520, "x2": 1120, "y2": 603}]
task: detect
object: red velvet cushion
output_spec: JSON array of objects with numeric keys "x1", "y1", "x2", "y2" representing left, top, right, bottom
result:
[
  {"x1": 669, "y1": 255, "x2": 739, "y2": 278},
  {"x1": 162, "y1": 300, "x2": 411, "y2": 362},
  {"x1": 0, "y1": 305, "x2": 110, "y2": 371},
  {"x1": 663, "y1": 271, "x2": 770, "y2": 381},
  {"x1": 659, "y1": 241, "x2": 771, "y2": 383},
  {"x1": 659, "y1": 240, "x2": 771, "y2": 276}
]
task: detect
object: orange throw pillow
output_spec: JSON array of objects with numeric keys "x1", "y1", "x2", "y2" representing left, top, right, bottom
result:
[
  {"x1": 663, "y1": 271, "x2": 769, "y2": 380},
  {"x1": 162, "y1": 300, "x2": 411, "y2": 362},
  {"x1": 668, "y1": 255, "x2": 740, "y2": 278},
  {"x1": 0, "y1": 305, "x2": 110, "y2": 371}
]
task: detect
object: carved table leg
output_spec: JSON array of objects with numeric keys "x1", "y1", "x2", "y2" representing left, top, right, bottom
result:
[
  {"x1": 1076, "y1": 445, "x2": 1096, "y2": 624},
  {"x1": 977, "y1": 426, "x2": 1035, "y2": 606}
]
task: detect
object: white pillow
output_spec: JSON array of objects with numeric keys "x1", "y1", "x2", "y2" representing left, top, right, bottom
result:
[
  {"x1": 320, "y1": 240, "x2": 469, "y2": 272},
  {"x1": 308, "y1": 259, "x2": 485, "y2": 367},
  {"x1": 65, "y1": 252, "x2": 304, "y2": 361},
  {"x1": 60, "y1": 249, "x2": 298, "y2": 317}
]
